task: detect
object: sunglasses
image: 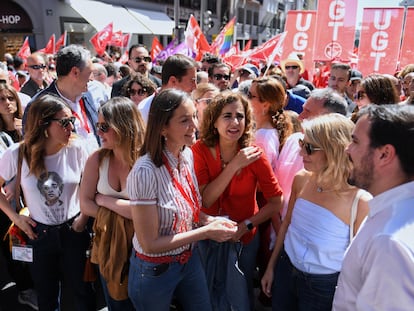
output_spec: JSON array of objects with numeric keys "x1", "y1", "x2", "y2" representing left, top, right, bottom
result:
[
  {"x1": 355, "y1": 90, "x2": 366, "y2": 100},
  {"x1": 51, "y1": 116, "x2": 76, "y2": 128},
  {"x1": 0, "y1": 79, "x2": 7, "y2": 84},
  {"x1": 299, "y1": 139, "x2": 323, "y2": 155},
  {"x1": 133, "y1": 56, "x2": 151, "y2": 63},
  {"x1": 213, "y1": 74, "x2": 230, "y2": 81},
  {"x1": 28, "y1": 64, "x2": 46, "y2": 70},
  {"x1": 128, "y1": 88, "x2": 147, "y2": 96},
  {"x1": 96, "y1": 122, "x2": 110, "y2": 133},
  {"x1": 285, "y1": 65, "x2": 299, "y2": 70}
]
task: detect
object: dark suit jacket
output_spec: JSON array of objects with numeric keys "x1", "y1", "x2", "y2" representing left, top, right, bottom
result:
[
  {"x1": 20, "y1": 78, "x2": 49, "y2": 98},
  {"x1": 22, "y1": 80, "x2": 100, "y2": 145}
]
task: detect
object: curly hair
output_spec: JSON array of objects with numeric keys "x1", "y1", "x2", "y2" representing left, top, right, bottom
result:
[
  {"x1": 302, "y1": 113, "x2": 355, "y2": 192},
  {"x1": 200, "y1": 91, "x2": 254, "y2": 148},
  {"x1": 121, "y1": 72, "x2": 156, "y2": 98}
]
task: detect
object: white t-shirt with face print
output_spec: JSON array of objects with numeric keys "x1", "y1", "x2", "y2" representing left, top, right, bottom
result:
[{"x1": 0, "y1": 138, "x2": 89, "y2": 225}]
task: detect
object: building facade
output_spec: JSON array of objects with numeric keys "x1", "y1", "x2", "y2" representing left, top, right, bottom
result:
[{"x1": 1, "y1": 0, "x2": 317, "y2": 58}]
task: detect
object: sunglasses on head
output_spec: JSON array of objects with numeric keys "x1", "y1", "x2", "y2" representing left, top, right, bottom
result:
[
  {"x1": 133, "y1": 56, "x2": 151, "y2": 63},
  {"x1": 96, "y1": 122, "x2": 110, "y2": 133},
  {"x1": 355, "y1": 90, "x2": 366, "y2": 100},
  {"x1": 213, "y1": 74, "x2": 230, "y2": 81},
  {"x1": 28, "y1": 64, "x2": 46, "y2": 70},
  {"x1": 299, "y1": 139, "x2": 323, "y2": 155},
  {"x1": 285, "y1": 65, "x2": 299, "y2": 70},
  {"x1": 128, "y1": 88, "x2": 147, "y2": 96},
  {"x1": 51, "y1": 116, "x2": 76, "y2": 128}
]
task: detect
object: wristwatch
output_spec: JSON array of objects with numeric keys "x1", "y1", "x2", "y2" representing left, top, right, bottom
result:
[{"x1": 244, "y1": 219, "x2": 254, "y2": 231}]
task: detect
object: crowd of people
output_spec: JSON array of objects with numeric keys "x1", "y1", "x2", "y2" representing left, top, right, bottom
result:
[{"x1": 0, "y1": 41, "x2": 413, "y2": 311}]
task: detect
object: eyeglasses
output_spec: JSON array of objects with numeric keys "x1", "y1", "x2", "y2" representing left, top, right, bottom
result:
[
  {"x1": 355, "y1": 90, "x2": 366, "y2": 100},
  {"x1": 195, "y1": 98, "x2": 212, "y2": 104},
  {"x1": 213, "y1": 74, "x2": 230, "y2": 81},
  {"x1": 96, "y1": 122, "x2": 110, "y2": 133},
  {"x1": 133, "y1": 56, "x2": 151, "y2": 63},
  {"x1": 299, "y1": 139, "x2": 323, "y2": 155},
  {"x1": 28, "y1": 64, "x2": 46, "y2": 70},
  {"x1": 247, "y1": 92, "x2": 258, "y2": 100},
  {"x1": 285, "y1": 65, "x2": 299, "y2": 70},
  {"x1": 128, "y1": 88, "x2": 147, "y2": 96},
  {"x1": 51, "y1": 116, "x2": 76, "y2": 128}
]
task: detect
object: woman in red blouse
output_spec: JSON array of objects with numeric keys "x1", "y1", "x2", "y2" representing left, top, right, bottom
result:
[{"x1": 192, "y1": 91, "x2": 283, "y2": 311}]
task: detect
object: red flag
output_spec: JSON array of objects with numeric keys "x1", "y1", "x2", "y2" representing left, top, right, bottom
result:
[
  {"x1": 282, "y1": 11, "x2": 317, "y2": 79},
  {"x1": 90, "y1": 23, "x2": 113, "y2": 56},
  {"x1": 38, "y1": 34, "x2": 55, "y2": 54},
  {"x1": 313, "y1": 0, "x2": 357, "y2": 62},
  {"x1": 122, "y1": 33, "x2": 131, "y2": 49},
  {"x1": 249, "y1": 32, "x2": 287, "y2": 64},
  {"x1": 243, "y1": 40, "x2": 252, "y2": 52},
  {"x1": 17, "y1": 37, "x2": 31, "y2": 62},
  {"x1": 55, "y1": 31, "x2": 67, "y2": 52},
  {"x1": 399, "y1": 8, "x2": 414, "y2": 70},
  {"x1": 184, "y1": 15, "x2": 210, "y2": 61},
  {"x1": 358, "y1": 8, "x2": 404, "y2": 76},
  {"x1": 151, "y1": 37, "x2": 164, "y2": 61},
  {"x1": 110, "y1": 30, "x2": 123, "y2": 47}
]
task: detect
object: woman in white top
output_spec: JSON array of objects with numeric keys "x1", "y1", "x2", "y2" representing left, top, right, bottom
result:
[
  {"x1": 80, "y1": 97, "x2": 145, "y2": 311},
  {"x1": 0, "y1": 94, "x2": 95, "y2": 310},
  {"x1": 126, "y1": 89, "x2": 237, "y2": 311},
  {"x1": 261, "y1": 113, "x2": 371, "y2": 311}
]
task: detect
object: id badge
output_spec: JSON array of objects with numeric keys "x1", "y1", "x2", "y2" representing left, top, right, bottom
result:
[{"x1": 12, "y1": 245, "x2": 33, "y2": 262}]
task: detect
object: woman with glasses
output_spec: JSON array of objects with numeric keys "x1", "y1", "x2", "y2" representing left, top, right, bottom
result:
[
  {"x1": 121, "y1": 73, "x2": 156, "y2": 107},
  {"x1": 191, "y1": 83, "x2": 219, "y2": 127},
  {"x1": 261, "y1": 113, "x2": 371, "y2": 311},
  {"x1": 80, "y1": 97, "x2": 145, "y2": 311},
  {"x1": 0, "y1": 94, "x2": 96, "y2": 311},
  {"x1": 192, "y1": 91, "x2": 283, "y2": 310},
  {"x1": 127, "y1": 89, "x2": 237, "y2": 311}
]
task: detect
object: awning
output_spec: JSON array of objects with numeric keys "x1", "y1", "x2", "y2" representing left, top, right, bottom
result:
[
  {"x1": 69, "y1": 0, "x2": 152, "y2": 34},
  {"x1": 126, "y1": 8, "x2": 175, "y2": 36}
]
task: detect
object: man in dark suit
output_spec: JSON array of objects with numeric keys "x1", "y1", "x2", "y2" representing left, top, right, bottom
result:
[
  {"x1": 20, "y1": 52, "x2": 49, "y2": 98},
  {"x1": 111, "y1": 44, "x2": 161, "y2": 97}
]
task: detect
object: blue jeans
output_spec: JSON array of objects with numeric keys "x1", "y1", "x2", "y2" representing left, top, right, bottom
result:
[
  {"x1": 198, "y1": 233, "x2": 260, "y2": 311},
  {"x1": 28, "y1": 222, "x2": 95, "y2": 311},
  {"x1": 128, "y1": 248, "x2": 211, "y2": 311},
  {"x1": 272, "y1": 249, "x2": 339, "y2": 311},
  {"x1": 99, "y1": 272, "x2": 134, "y2": 311}
]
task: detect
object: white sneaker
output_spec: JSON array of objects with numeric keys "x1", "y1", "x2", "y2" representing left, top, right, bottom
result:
[{"x1": 18, "y1": 289, "x2": 39, "y2": 310}]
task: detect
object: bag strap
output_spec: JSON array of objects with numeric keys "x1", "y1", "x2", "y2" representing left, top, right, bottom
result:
[
  {"x1": 14, "y1": 144, "x2": 24, "y2": 213},
  {"x1": 349, "y1": 189, "x2": 364, "y2": 242}
]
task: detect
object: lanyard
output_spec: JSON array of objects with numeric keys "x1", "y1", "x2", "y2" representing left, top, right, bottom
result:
[
  {"x1": 162, "y1": 154, "x2": 200, "y2": 224},
  {"x1": 72, "y1": 98, "x2": 90, "y2": 133}
]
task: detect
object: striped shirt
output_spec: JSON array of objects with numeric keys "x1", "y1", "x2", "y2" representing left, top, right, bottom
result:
[{"x1": 127, "y1": 147, "x2": 201, "y2": 257}]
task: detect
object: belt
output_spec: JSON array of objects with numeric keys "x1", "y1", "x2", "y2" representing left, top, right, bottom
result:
[{"x1": 135, "y1": 249, "x2": 192, "y2": 265}]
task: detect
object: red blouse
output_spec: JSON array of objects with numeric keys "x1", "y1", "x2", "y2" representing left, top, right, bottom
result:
[{"x1": 192, "y1": 140, "x2": 283, "y2": 243}]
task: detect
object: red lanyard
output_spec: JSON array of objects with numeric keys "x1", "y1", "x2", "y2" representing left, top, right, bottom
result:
[
  {"x1": 72, "y1": 98, "x2": 90, "y2": 133},
  {"x1": 162, "y1": 154, "x2": 200, "y2": 224}
]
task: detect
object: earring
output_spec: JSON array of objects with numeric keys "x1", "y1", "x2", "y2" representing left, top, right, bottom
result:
[{"x1": 44, "y1": 130, "x2": 49, "y2": 138}]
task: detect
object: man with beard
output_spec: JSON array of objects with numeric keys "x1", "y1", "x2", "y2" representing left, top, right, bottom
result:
[
  {"x1": 111, "y1": 44, "x2": 161, "y2": 97},
  {"x1": 333, "y1": 104, "x2": 414, "y2": 310}
]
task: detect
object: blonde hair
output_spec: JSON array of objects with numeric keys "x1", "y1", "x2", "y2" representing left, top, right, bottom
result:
[{"x1": 302, "y1": 113, "x2": 354, "y2": 191}]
